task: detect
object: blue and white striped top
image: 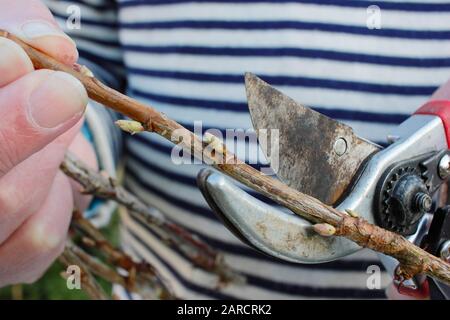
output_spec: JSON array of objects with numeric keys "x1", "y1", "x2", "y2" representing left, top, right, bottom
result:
[{"x1": 46, "y1": 0, "x2": 450, "y2": 299}]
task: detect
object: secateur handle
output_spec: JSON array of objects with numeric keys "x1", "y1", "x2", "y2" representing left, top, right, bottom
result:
[
  {"x1": 416, "y1": 100, "x2": 450, "y2": 148},
  {"x1": 390, "y1": 99, "x2": 450, "y2": 299}
]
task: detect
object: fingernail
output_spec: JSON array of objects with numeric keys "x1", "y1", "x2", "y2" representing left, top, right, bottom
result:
[
  {"x1": 20, "y1": 20, "x2": 75, "y2": 46},
  {"x1": 29, "y1": 72, "x2": 88, "y2": 129}
]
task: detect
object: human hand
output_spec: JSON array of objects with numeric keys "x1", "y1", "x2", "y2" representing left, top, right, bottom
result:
[{"x1": 0, "y1": 0, "x2": 96, "y2": 286}]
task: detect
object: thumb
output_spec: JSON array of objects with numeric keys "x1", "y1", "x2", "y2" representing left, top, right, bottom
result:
[{"x1": 0, "y1": 0, "x2": 78, "y2": 65}]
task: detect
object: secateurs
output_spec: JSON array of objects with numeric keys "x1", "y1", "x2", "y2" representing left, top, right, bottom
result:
[{"x1": 198, "y1": 74, "x2": 450, "y2": 299}]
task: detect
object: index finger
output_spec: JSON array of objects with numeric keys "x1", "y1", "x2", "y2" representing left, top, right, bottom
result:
[{"x1": 0, "y1": 0, "x2": 78, "y2": 65}]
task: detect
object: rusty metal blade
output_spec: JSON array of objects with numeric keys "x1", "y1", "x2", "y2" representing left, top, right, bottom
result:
[{"x1": 245, "y1": 73, "x2": 380, "y2": 205}]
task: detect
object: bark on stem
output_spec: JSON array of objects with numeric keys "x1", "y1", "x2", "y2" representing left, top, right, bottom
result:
[
  {"x1": 3, "y1": 30, "x2": 449, "y2": 285},
  {"x1": 71, "y1": 211, "x2": 175, "y2": 299},
  {"x1": 66, "y1": 242, "x2": 127, "y2": 287},
  {"x1": 59, "y1": 245, "x2": 109, "y2": 300},
  {"x1": 62, "y1": 152, "x2": 241, "y2": 285}
]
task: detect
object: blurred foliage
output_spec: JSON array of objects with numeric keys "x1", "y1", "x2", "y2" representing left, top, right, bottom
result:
[{"x1": 0, "y1": 210, "x2": 120, "y2": 300}]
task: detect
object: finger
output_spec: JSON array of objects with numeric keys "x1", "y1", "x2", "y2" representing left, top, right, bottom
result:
[
  {"x1": 0, "y1": 172, "x2": 73, "y2": 287},
  {"x1": 0, "y1": 0, "x2": 78, "y2": 65},
  {"x1": 0, "y1": 120, "x2": 82, "y2": 244},
  {"x1": 0, "y1": 69, "x2": 87, "y2": 178},
  {"x1": 0, "y1": 37, "x2": 34, "y2": 87},
  {"x1": 431, "y1": 79, "x2": 450, "y2": 100}
]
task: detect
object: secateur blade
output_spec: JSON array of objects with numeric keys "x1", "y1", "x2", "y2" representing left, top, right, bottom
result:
[
  {"x1": 245, "y1": 73, "x2": 380, "y2": 205},
  {"x1": 197, "y1": 74, "x2": 382, "y2": 263}
]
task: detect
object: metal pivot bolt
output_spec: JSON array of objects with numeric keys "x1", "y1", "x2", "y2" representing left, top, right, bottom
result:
[
  {"x1": 438, "y1": 154, "x2": 450, "y2": 179},
  {"x1": 414, "y1": 192, "x2": 432, "y2": 213},
  {"x1": 333, "y1": 138, "x2": 347, "y2": 156}
]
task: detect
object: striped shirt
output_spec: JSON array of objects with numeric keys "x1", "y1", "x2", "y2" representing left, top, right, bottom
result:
[{"x1": 46, "y1": 0, "x2": 450, "y2": 299}]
